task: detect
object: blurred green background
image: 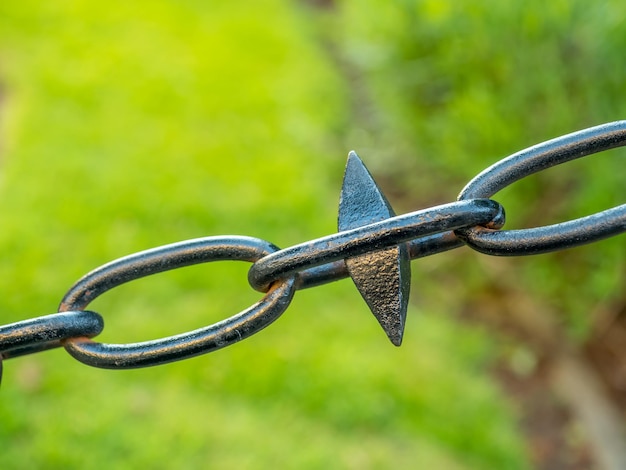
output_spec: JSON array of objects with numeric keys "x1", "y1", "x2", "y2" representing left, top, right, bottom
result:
[{"x1": 0, "y1": 1, "x2": 624, "y2": 468}]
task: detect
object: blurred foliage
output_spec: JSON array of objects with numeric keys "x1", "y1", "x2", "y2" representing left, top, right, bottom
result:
[{"x1": 1, "y1": 0, "x2": 624, "y2": 468}]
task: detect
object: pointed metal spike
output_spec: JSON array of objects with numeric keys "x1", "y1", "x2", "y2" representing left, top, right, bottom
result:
[{"x1": 338, "y1": 151, "x2": 411, "y2": 346}]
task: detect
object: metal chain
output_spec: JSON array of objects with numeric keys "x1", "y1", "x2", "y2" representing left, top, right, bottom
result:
[{"x1": 1, "y1": 121, "x2": 625, "y2": 380}]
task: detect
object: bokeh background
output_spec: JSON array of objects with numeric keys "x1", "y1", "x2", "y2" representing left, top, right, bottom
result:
[{"x1": 1, "y1": 1, "x2": 625, "y2": 468}]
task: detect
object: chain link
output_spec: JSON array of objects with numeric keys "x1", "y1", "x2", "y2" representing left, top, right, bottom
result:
[
  {"x1": 60, "y1": 236, "x2": 296, "y2": 369},
  {"x1": 456, "y1": 121, "x2": 626, "y2": 254},
  {"x1": 0, "y1": 311, "x2": 103, "y2": 360},
  {"x1": 1, "y1": 121, "x2": 625, "y2": 379},
  {"x1": 247, "y1": 198, "x2": 505, "y2": 292}
]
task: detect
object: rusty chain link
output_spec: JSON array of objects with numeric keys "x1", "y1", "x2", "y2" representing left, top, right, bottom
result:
[{"x1": 1, "y1": 121, "x2": 625, "y2": 380}]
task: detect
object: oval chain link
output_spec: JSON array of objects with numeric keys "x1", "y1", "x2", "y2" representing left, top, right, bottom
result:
[
  {"x1": 60, "y1": 236, "x2": 296, "y2": 369},
  {"x1": 455, "y1": 121, "x2": 626, "y2": 255}
]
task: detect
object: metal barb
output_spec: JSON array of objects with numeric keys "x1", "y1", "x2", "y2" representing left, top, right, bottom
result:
[{"x1": 338, "y1": 151, "x2": 410, "y2": 346}]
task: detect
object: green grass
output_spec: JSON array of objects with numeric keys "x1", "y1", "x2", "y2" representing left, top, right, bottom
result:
[{"x1": 7, "y1": 0, "x2": 619, "y2": 468}]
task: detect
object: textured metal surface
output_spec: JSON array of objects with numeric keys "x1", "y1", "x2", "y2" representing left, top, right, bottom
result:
[
  {"x1": 338, "y1": 151, "x2": 411, "y2": 346},
  {"x1": 1, "y1": 121, "x2": 625, "y2": 375},
  {"x1": 455, "y1": 121, "x2": 626, "y2": 255}
]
